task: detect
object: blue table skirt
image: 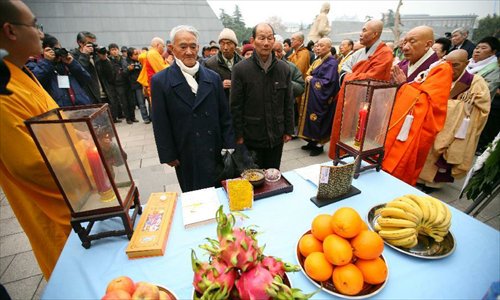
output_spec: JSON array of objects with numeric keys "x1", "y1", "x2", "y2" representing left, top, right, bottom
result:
[{"x1": 42, "y1": 165, "x2": 500, "y2": 299}]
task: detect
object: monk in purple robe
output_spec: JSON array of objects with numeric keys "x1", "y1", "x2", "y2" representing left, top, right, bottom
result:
[{"x1": 298, "y1": 37, "x2": 340, "y2": 156}]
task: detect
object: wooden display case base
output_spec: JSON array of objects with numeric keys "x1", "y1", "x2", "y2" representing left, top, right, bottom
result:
[
  {"x1": 333, "y1": 142, "x2": 384, "y2": 178},
  {"x1": 71, "y1": 186, "x2": 142, "y2": 249}
]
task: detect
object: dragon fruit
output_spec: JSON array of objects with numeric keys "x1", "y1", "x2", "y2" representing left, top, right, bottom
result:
[
  {"x1": 236, "y1": 263, "x2": 316, "y2": 300},
  {"x1": 261, "y1": 256, "x2": 300, "y2": 278},
  {"x1": 191, "y1": 250, "x2": 237, "y2": 299},
  {"x1": 202, "y1": 206, "x2": 262, "y2": 272}
]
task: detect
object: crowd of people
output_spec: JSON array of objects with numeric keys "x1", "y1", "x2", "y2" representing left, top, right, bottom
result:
[{"x1": 0, "y1": 0, "x2": 499, "y2": 286}]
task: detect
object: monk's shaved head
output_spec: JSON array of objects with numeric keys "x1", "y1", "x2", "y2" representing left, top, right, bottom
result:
[
  {"x1": 446, "y1": 49, "x2": 468, "y2": 63},
  {"x1": 366, "y1": 19, "x2": 384, "y2": 35},
  {"x1": 360, "y1": 19, "x2": 383, "y2": 47},
  {"x1": 445, "y1": 49, "x2": 469, "y2": 81},
  {"x1": 402, "y1": 26, "x2": 435, "y2": 64}
]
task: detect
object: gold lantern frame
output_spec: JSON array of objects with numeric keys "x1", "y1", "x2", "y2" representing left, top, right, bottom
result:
[
  {"x1": 24, "y1": 104, "x2": 142, "y2": 248},
  {"x1": 333, "y1": 80, "x2": 398, "y2": 178}
]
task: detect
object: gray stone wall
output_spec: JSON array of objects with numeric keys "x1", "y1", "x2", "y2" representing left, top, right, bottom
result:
[{"x1": 25, "y1": 0, "x2": 223, "y2": 50}]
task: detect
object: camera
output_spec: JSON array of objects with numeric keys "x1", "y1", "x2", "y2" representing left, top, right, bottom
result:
[
  {"x1": 53, "y1": 47, "x2": 68, "y2": 58},
  {"x1": 86, "y1": 43, "x2": 107, "y2": 55},
  {"x1": 96, "y1": 46, "x2": 107, "y2": 55},
  {"x1": 132, "y1": 62, "x2": 141, "y2": 70}
]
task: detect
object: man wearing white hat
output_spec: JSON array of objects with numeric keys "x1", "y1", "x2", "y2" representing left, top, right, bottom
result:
[{"x1": 203, "y1": 28, "x2": 242, "y2": 101}]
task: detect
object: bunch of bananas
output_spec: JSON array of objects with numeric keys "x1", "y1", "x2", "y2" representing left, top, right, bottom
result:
[{"x1": 374, "y1": 194, "x2": 452, "y2": 248}]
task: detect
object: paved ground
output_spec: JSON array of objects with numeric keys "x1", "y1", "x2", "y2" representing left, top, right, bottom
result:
[{"x1": 1, "y1": 110, "x2": 498, "y2": 299}]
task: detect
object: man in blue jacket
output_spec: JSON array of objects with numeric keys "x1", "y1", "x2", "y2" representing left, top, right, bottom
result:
[
  {"x1": 151, "y1": 25, "x2": 235, "y2": 192},
  {"x1": 31, "y1": 34, "x2": 91, "y2": 106}
]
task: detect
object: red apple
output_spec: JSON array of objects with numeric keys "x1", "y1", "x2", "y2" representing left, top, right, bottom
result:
[
  {"x1": 106, "y1": 276, "x2": 136, "y2": 295},
  {"x1": 102, "y1": 289, "x2": 131, "y2": 300},
  {"x1": 132, "y1": 282, "x2": 160, "y2": 300}
]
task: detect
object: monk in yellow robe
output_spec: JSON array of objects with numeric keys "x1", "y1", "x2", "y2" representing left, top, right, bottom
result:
[
  {"x1": 137, "y1": 37, "x2": 169, "y2": 96},
  {"x1": 328, "y1": 20, "x2": 393, "y2": 159},
  {"x1": 382, "y1": 26, "x2": 453, "y2": 186},
  {"x1": 419, "y1": 50, "x2": 491, "y2": 187},
  {"x1": 0, "y1": 0, "x2": 71, "y2": 279}
]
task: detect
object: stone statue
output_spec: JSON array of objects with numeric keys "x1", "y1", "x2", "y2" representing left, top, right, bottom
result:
[{"x1": 308, "y1": 2, "x2": 331, "y2": 43}]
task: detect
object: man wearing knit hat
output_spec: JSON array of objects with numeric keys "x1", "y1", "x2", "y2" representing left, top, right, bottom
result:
[{"x1": 203, "y1": 28, "x2": 242, "y2": 101}]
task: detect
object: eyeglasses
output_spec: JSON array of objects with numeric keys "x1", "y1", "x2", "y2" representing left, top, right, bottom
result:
[{"x1": 10, "y1": 22, "x2": 43, "y2": 32}]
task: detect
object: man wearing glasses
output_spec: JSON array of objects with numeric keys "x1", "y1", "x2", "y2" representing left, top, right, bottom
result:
[{"x1": 0, "y1": 0, "x2": 71, "y2": 280}]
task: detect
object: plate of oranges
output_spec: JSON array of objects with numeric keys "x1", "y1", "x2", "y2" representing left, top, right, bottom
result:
[{"x1": 296, "y1": 207, "x2": 388, "y2": 299}]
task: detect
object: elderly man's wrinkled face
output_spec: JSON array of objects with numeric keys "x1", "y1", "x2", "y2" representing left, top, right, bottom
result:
[
  {"x1": 316, "y1": 40, "x2": 331, "y2": 58},
  {"x1": 339, "y1": 40, "x2": 352, "y2": 56},
  {"x1": 472, "y1": 42, "x2": 495, "y2": 62},
  {"x1": 219, "y1": 39, "x2": 235, "y2": 60},
  {"x1": 253, "y1": 24, "x2": 275, "y2": 59},
  {"x1": 359, "y1": 24, "x2": 377, "y2": 47},
  {"x1": 290, "y1": 34, "x2": 302, "y2": 50},
  {"x1": 402, "y1": 30, "x2": 430, "y2": 64},
  {"x1": 273, "y1": 42, "x2": 284, "y2": 60},
  {"x1": 445, "y1": 56, "x2": 468, "y2": 81},
  {"x1": 451, "y1": 31, "x2": 466, "y2": 47},
  {"x1": 170, "y1": 30, "x2": 199, "y2": 67}
]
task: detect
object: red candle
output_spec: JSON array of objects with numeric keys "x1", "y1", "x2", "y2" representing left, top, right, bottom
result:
[
  {"x1": 86, "y1": 147, "x2": 112, "y2": 193},
  {"x1": 354, "y1": 102, "x2": 369, "y2": 146}
]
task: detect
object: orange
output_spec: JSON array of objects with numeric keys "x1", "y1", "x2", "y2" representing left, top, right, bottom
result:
[
  {"x1": 323, "y1": 234, "x2": 353, "y2": 266},
  {"x1": 355, "y1": 257, "x2": 388, "y2": 285},
  {"x1": 350, "y1": 230, "x2": 384, "y2": 260},
  {"x1": 311, "y1": 214, "x2": 334, "y2": 241},
  {"x1": 331, "y1": 207, "x2": 363, "y2": 238},
  {"x1": 304, "y1": 252, "x2": 334, "y2": 282},
  {"x1": 298, "y1": 234, "x2": 323, "y2": 257},
  {"x1": 360, "y1": 221, "x2": 369, "y2": 231},
  {"x1": 332, "y1": 263, "x2": 364, "y2": 296}
]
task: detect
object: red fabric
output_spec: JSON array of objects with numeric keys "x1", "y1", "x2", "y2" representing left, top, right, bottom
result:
[
  {"x1": 382, "y1": 62, "x2": 453, "y2": 185},
  {"x1": 328, "y1": 43, "x2": 393, "y2": 159}
]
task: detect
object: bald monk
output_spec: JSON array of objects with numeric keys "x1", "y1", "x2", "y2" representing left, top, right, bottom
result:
[
  {"x1": 419, "y1": 50, "x2": 490, "y2": 188},
  {"x1": 137, "y1": 37, "x2": 169, "y2": 93},
  {"x1": 0, "y1": 0, "x2": 71, "y2": 279},
  {"x1": 328, "y1": 19, "x2": 393, "y2": 159},
  {"x1": 382, "y1": 26, "x2": 453, "y2": 186}
]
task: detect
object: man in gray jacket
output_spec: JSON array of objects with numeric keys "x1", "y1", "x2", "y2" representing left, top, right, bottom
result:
[{"x1": 230, "y1": 23, "x2": 294, "y2": 169}]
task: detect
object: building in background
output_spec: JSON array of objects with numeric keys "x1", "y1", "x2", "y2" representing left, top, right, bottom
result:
[{"x1": 25, "y1": 0, "x2": 223, "y2": 49}]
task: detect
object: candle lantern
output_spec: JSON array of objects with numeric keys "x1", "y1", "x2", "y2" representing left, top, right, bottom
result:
[
  {"x1": 333, "y1": 80, "x2": 398, "y2": 178},
  {"x1": 24, "y1": 104, "x2": 142, "y2": 248}
]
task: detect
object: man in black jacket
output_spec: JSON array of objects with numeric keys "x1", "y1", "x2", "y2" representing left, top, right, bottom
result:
[
  {"x1": 109, "y1": 43, "x2": 136, "y2": 124},
  {"x1": 450, "y1": 27, "x2": 476, "y2": 59},
  {"x1": 203, "y1": 28, "x2": 242, "y2": 102},
  {"x1": 230, "y1": 23, "x2": 294, "y2": 169}
]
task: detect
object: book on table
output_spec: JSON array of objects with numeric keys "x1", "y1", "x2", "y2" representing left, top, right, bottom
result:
[{"x1": 181, "y1": 187, "x2": 220, "y2": 228}]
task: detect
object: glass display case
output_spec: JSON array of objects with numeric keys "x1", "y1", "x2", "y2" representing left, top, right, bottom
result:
[
  {"x1": 24, "y1": 104, "x2": 142, "y2": 248},
  {"x1": 333, "y1": 80, "x2": 398, "y2": 178}
]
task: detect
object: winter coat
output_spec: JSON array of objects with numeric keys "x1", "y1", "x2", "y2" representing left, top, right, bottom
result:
[
  {"x1": 31, "y1": 59, "x2": 92, "y2": 107},
  {"x1": 70, "y1": 48, "x2": 100, "y2": 103},
  {"x1": 151, "y1": 62, "x2": 235, "y2": 192},
  {"x1": 203, "y1": 51, "x2": 243, "y2": 101},
  {"x1": 230, "y1": 52, "x2": 294, "y2": 148}
]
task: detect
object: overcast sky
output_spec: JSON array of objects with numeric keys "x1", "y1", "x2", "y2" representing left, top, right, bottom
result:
[{"x1": 207, "y1": 0, "x2": 499, "y2": 26}]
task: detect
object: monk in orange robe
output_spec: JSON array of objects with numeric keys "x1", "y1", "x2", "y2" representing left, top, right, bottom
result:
[
  {"x1": 0, "y1": 0, "x2": 71, "y2": 279},
  {"x1": 328, "y1": 20, "x2": 393, "y2": 159},
  {"x1": 137, "y1": 37, "x2": 169, "y2": 97},
  {"x1": 382, "y1": 26, "x2": 453, "y2": 185}
]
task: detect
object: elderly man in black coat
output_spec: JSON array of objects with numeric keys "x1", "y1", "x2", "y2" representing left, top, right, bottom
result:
[{"x1": 151, "y1": 25, "x2": 235, "y2": 192}]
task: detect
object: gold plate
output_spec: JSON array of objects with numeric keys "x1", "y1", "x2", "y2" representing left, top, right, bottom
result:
[
  {"x1": 367, "y1": 204, "x2": 456, "y2": 259},
  {"x1": 296, "y1": 230, "x2": 388, "y2": 299},
  {"x1": 157, "y1": 284, "x2": 178, "y2": 300}
]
